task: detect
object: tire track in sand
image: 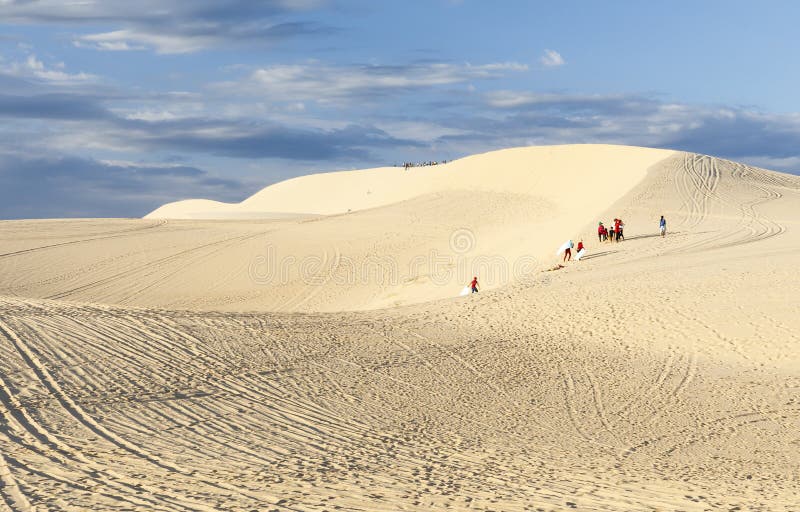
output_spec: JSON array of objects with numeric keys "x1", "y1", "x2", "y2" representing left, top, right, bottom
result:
[
  {"x1": 44, "y1": 231, "x2": 264, "y2": 302},
  {"x1": 0, "y1": 220, "x2": 167, "y2": 259},
  {"x1": 669, "y1": 155, "x2": 786, "y2": 254},
  {"x1": 0, "y1": 333, "x2": 185, "y2": 511},
  {"x1": 0, "y1": 451, "x2": 33, "y2": 512},
  {"x1": 0, "y1": 318, "x2": 296, "y2": 510}
]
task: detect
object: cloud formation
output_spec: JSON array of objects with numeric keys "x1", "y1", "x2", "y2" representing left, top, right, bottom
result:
[
  {"x1": 0, "y1": 153, "x2": 247, "y2": 218},
  {"x1": 0, "y1": 53, "x2": 95, "y2": 84},
  {"x1": 72, "y1": 22, "x2": 330, "y2": 54},
  {"x1": 417, "y1": 90, "x2": 800, "y2": 174},
  {"x1": 0, "y1": 0, "x2": 332, "y2": 53},
  {"x1": 123, "y1": 119, "x2": 423, "y2": 160},
  {"x1": 0, "y1": 93, "x2": 111, "y2": 119},
  {"x1": 216, "y1": 61, "x2": 529, "y2": 103},
  {"x1": 540, "y1": 49, "x2": 565, "y2": 68}
]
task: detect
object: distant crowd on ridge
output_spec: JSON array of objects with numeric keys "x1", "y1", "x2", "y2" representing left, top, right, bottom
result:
[{"x1": 399, "y1": 160, "x2": 449, "y2": 170}]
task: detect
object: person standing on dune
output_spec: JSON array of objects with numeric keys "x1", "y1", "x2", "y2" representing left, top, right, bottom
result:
[
  {"x1": 659, "y1": 215, "x2": 667, "y2": 237},
  {"x1": 597, "y1": 222, "x2": 605, "y2": 242},
  {"x1": 563, "y1": 240, "x2": 574, "y2": 262},
  {"x1": 470, "y1": 276, "x2": 479, "y2": 293}
]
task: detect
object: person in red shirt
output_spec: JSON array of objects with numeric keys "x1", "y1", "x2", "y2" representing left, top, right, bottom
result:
[
  {"x1": 614, "y1": 218, "x2": 621, "y2": 242},
  {"x1": 470, "y1": 276, "x2": 479, "y2": 293},
  {"x1": 597, "y1": 222, "x2": 605, "y2": 242},
  {"x1": 577, "y1": 240, "x2": 584, "y2": 252}
]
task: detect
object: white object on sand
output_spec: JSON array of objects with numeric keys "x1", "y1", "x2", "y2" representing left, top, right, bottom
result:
[
  {"x1": 575, "y1": 248, "x2": 587, "y2": 261},
  {"x1": 555, "y1": 240, "x2": 573, "y2": 256},
  {"x1": 460, "y1": 286, "x2": 471, "y2": 296}
]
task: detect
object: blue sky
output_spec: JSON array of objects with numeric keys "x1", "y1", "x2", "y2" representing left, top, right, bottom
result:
[{"x1": 2, "y1": 0, "x2": 800, "y2": 218}]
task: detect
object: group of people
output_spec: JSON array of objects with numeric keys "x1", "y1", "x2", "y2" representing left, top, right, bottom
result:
[
  {"x1": 469, "y1": 216, "x2": 667, "y2": 292},
  {"x1": 561, "y1": 239, "x2": 584, "y2": 262},
  {"x1": 401, "y1": 160, "x2": 448, "y2": 170},
  {"x1": 561, "y1": 215, "x2": 668, "y2": 265},
  {"x1": 597, "y1": 218, "x2": 625, "y2": 243}
]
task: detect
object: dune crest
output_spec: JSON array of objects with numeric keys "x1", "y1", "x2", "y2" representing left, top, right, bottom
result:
[{"x1": 146, "y1": 144, "x2": 674, "y2": 219}]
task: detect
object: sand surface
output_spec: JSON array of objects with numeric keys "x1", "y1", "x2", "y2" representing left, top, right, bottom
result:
[{"x1": 1, "y1": 145, "x2": 799, "y2": 510}]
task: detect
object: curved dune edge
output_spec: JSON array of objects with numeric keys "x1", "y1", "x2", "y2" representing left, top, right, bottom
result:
[{"x1": 144, "y1": 144, "x2": 675, "y2": 219}]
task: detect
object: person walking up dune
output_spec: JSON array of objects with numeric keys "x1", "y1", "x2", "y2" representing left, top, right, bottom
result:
[
  {"x1": 597, "y1": 222, "x2": 605, "y2": 242},
  {"x1": 659, "y1": 215, "x2": 667, "y2": 237},
  {"x1": 563, "y1": 240, "x2": 574, "y2": 262},
  {"x1": 470, "y1": 276, "x2": 479, "y2": 293}
]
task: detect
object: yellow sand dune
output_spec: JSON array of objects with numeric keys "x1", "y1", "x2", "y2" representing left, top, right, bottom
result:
[
  {"x1": 1, "y1": 144, "x2": 799, "y2": 510},
  {"x1": 146, "y1": 144, "x2": 673, "y2": 218},
  {"x1": 145, "y1": 145, "x2": 673, "y2": 309}
]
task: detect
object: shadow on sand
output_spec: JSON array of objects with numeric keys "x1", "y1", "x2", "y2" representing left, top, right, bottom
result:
[
  {"x1": 580, "y1": 231, "x2": 693, "y2": 260},
  {"x1": 620, "y1": 233, "x2": 661, "y2": 241},
  {"x1": 622, "y1": 230, "x2": 685, "y2": 241},
  {"x1": 579, "y1": 250, "x2": 617, "y2": 261}
]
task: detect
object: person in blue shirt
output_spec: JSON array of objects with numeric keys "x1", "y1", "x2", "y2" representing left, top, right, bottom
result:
[{"x1": 659, "y1": 215, "x2": 667, "y2": 237}]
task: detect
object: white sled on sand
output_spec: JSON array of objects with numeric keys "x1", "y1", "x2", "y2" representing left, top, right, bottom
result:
[
  {"x1": 459, "y1": 286, "x2": 471, "y2": 297},
  {"x1": 574, "y1": 248, "x2": 587, "y2": 261},
  {"x1": 555, "y1": 240, "x2": 573, "y2": 256}
]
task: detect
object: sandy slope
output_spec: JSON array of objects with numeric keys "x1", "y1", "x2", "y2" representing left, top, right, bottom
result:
[
  {"x1": 145, "y1": 145, "x2": 674, "y2": 218},
  {"x1": 10, "y1": 145, "x2": 675, "y2": 311},
  {"x1": 1, "y1": 146, "x2": 799, "y2": 510}
]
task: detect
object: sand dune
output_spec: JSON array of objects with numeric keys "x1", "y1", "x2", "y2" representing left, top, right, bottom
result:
[
  {"x1": 19, "y1": 145, "x2": 675, "y2": 311},
  {"x1": 146, "y1": 145, "x2": 674, "y2": 218},
  {"x1": 1, "y1": 145, "x2": 799, "y2": 510}
]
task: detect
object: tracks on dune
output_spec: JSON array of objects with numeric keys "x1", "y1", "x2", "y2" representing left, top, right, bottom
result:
[
  {"x1": 0, "y1": 449, "x2": 34, "y2": 511},
  {"x1": 669, "y1": 154, "x2": 787, "y2": 254},
  {"x1": 0, "y1": 295, "x2": 796, "y2": 509},
  {"x1": 0, "y1": 319, "x2": 187, "y2": 474},
  {"x1": 0, "y1": 302, "x2": 520, "y2": 509},
  {"x1": 0, "y1": 220, "x2": 167, "y2": 259},
  {"x1": 673, "y1": 153, "x2": 720, "y2": 231},
  {"x1": 0, "y1": 313, "x2": 309, "y2": 510},
  {"x1": 43, "y1": 229, "x2": 269, "y2": 304},
  {"x1": 0, "y1": 299, "x2": 646, "y2": 509},
  {"x1": 0, "y1": 320, "x2": 190, "y2": 511},
  {"x1": 277, "y1": 246, "x2": 342, "y2": 312}
]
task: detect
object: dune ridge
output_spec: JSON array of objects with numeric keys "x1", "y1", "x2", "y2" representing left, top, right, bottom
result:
[{"x1": 145, "y1": 144, "x2": 674, "y2": 218}]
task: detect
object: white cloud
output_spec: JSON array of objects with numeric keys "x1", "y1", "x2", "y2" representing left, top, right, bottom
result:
[
  {"x1": 214, "y1": 61, "x2": 529, "y2": 103},
  {"x1": 122, "y1": 110, "x2": 180, "y2": 121},
  {"x1": 1, "y1": 53, "x2": 96, "y2": 83},
  {"x1": 1, "y1": 1, "x2": 333, "y2": 54},
  {"x1": 486, "y1": 90, "x2": 617, "y2": 108},
  {"x1": 74, "y1": 30, "x2": 207, "y2": 54},
  {"x1": 373, "y1": 120, "x2": 470, "y2": 143},
  {"x1": 486, "y1": 91, "x2": 550, "y2": 108},
  {"x1": 0, "y1": 1, "x2": 320, "y2": 21},
  {"x1": 540, "y1": 49, "x2": 565, "y2": 68}
]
